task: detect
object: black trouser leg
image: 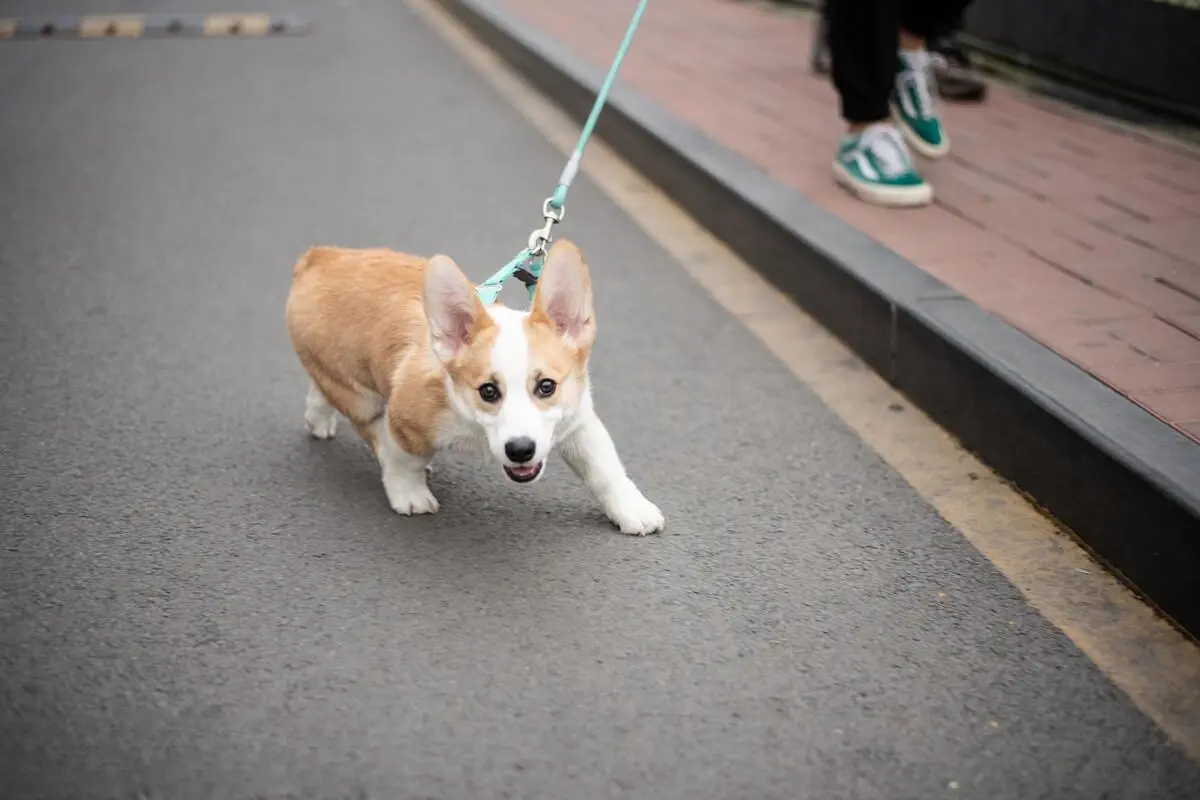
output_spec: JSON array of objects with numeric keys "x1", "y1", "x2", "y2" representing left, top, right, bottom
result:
[
  {"x1": 829, "y1": 0, "x2": 977, "y2": 125},
  {"x1": 829, "y1": 0, "x2": 899, "y2": 124},
  {"x1": 928, "y1": 12, "x2": 964, "y2": 43},
  {"x1": 900, "y1": 0, "x2": 974, "y2": 41},
  {"x1": 823, "y1": 3, "x2": 965, "y2": 50}
]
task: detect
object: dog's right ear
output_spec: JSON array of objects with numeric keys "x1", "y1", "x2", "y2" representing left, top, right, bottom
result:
[
  {"x1": 531, "y1": 239, "x2": 595, "y2": 350},
  {"x1": 424, "y1": 255, "x2": 490, "y2": 362}
]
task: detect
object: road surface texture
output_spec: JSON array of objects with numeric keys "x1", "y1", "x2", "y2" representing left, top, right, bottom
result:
[{"x1": 1, "y1": 1, "x2": 1197, "y2": 798}]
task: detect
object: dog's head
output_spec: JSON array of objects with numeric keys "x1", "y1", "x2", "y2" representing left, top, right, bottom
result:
[{"x1": 423, "y1": 239, "x2": 596, "y2": 484}]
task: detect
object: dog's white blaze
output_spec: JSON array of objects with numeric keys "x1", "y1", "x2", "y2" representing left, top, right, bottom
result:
[{"x1": 484, "y1": 306, "x2": 556, "y2": 466}]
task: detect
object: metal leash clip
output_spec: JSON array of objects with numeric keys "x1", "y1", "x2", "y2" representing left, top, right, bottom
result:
[
  {"x1": 526, "y1": 198, "x2": 566, "y2": 258},
  {"x1": 472, "y1": 0, "x2": 647, "y2": 306}
]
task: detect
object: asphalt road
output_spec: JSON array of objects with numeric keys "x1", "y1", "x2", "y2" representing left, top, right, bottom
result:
[{"x1": 1, "y1": 1, "x2": 1197, "y2": 798}]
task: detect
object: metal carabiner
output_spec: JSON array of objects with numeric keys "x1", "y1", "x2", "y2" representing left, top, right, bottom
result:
[{"x1": 527, "y1": 197, "x2": 566, "y2": 257}]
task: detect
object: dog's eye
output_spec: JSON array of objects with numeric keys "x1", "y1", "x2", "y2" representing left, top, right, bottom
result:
[
  {"x1": 535, "y1": 378, "x2": 557, "y2": 398},
  {"x1": 478, "y1": 382, "x2": 502, "y2": 403}
]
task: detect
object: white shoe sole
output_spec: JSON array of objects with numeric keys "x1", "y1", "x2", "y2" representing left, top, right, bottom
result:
[
  {"x1": 832, "y1": 161, "x2": 933, "y2": 208},
  {"x1": 891, "y1": 105, "x2": 951, "y2": 160}
]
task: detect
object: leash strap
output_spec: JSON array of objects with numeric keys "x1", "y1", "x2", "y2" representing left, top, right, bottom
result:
[{"x1": 475, "y1": 0, "x2": 651, "y2": 305}]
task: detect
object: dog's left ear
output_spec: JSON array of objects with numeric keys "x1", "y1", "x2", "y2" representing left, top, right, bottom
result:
[
  {"x1": 531, "y1": 239, "x2": 595, "y2": 349},
  {"x1": 424, "y1": 254, "x2": 491, "y2": 362}
]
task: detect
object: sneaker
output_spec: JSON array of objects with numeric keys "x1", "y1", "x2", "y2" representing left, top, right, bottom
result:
[
  {"x1": 833, "y1": 123, "x2": 933, "y2": 208},
  {"x1": 930, "y1": 37, "x2": 987, "y2": 102},
  {"x1": 890, "y1": 50, "x2": 950, "y2": 159}
]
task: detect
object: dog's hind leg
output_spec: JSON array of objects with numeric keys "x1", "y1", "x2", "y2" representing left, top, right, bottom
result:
[
  {"x1": 304, "y1": 382, "x2": 339, "y2": 440},
  {"x1": 298, "y1": 358, "x2": 384, "y2": 448}
]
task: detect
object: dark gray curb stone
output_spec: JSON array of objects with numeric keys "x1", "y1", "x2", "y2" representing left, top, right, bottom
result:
[{"x1": 429, "y1": 0, "x2": 1200, "y2": 637}]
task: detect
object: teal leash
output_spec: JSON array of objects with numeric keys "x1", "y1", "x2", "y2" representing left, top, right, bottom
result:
[{"x1": 474, "y1": 0, "x2": 651, "y2": 306}]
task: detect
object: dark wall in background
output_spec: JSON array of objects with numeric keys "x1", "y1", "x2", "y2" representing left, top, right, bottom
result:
[{"x1": 962, "y1": 0, "x2": 1200, "y2": 119}]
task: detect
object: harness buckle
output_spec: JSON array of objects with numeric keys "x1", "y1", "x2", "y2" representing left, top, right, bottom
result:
[{"x1": 512, "y1": 265, "x2": 540, "y2": 289}]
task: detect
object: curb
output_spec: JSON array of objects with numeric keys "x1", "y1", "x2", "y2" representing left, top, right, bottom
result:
[{"x1": 430, "y1": 0, "x2": 1200, "y2": 638}]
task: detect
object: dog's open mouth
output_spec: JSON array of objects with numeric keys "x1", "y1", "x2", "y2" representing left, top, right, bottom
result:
[{"x1": 503, "y1": 462, "x2": 544, "y2": 483}]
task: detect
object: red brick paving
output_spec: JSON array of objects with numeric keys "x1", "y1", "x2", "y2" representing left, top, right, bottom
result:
[{"x1": 492, "y1": 0, "x2": 1200, "y2": 442}]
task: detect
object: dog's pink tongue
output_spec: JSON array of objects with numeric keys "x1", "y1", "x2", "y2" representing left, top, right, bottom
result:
[{"x1": 510, "y1": 466, "x2": 537, "y2": 477}]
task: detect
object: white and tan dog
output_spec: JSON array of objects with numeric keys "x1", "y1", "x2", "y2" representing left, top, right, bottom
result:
[{"x1": 284, "y1": 239, "x2": 664, "y2": 535}]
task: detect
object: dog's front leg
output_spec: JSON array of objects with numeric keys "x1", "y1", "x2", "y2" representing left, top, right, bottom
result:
[
  {"x1": 559, "y1": 413, "x2": 664, "y2": 535},
  {"x1": 373, "y1": 412, "x2": 438, "y2": 516}
]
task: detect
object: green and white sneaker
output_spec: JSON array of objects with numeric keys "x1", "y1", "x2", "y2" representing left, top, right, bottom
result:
[
  {"x1": 891, "y1": 50, "x2": 950, "y2": 159},
  {"x1": 833, "y1": 123, "x2": 933, "y2": 208}
]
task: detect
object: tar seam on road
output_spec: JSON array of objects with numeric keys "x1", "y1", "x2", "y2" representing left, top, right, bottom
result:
[
  {"x1": 406, "y1": 0, "x2": 1200, "y2": 763},
  {"x1": 0, "y1": 14, "x2": 313, "y2": 40}
]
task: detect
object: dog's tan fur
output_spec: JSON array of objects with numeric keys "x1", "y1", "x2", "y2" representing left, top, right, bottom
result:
[
  {"x1": 285, "y1": 241, "x2": 592, "y2": 457},
  {"x1": 286, "y1": 246, "x2": 450, "y2": 455},
  {"x1": 283, "y1": 239, "x2": 665, "y2": 534}
]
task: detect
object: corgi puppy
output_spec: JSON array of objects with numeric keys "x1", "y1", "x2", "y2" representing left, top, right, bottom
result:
[{"x1": 284, "y1": 239, "x2": 665, "y2": 535}]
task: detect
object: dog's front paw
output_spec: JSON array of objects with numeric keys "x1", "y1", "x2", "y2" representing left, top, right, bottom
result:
[
  {"x1": 605, "y1": 485, "x2": 665, "y2": 536},
  {"x1": 384, "y1": 479, "x2": 440, "y2": 516}
]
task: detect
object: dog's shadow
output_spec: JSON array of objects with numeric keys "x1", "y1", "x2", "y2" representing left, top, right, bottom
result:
[{"x1": 280, "y1": 429, "x2": 628, "y2": 597}]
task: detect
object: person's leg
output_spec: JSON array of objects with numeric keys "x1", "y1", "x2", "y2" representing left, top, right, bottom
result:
[
  {"x1": 811, "y1": 1, "x2": 831, "y2": 75},
  {"x1": 830, "y1": 0, "x2": 897, "y2": 129},
  {"x1": 928, "y1": 12, "x2": 987, "y2": 102},
  {"x1": 900, "y1": 0, "x2": 977, "y2": 44},
  {"x1": 890, "y1": 0, "x2": 978, "y2": 156},
  {"x1": 828, "y1": 0, "x2": 932, "y2": 207},
  {"x1": 818, "y1": 3, "x2": 986, "y2": 103}
]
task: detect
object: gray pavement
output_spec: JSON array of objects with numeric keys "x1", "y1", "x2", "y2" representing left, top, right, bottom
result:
[{"x1": 1, "y1": 1, "x2": 1197, "y2": 798}]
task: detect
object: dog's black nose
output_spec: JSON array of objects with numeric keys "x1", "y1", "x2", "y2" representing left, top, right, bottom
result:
[{"x1": 504, "y1": 437, "x2": 537, "y2": 464}]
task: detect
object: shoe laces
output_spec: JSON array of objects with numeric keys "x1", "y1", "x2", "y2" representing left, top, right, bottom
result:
[
  {"x1": 858, "y1": 125, "x2": 912, "y2": 179},
  {"x1": 899, "y1": 50, "x2": 939, "y2": 119}
]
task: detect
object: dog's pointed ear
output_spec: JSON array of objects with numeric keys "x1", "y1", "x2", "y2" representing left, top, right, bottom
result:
[
  {"x1": 531, "y1": 239, "x2": 595, "y2": 349},
  {"x1": 424, "y1": 254, "x2": 490, "y2": 362}
]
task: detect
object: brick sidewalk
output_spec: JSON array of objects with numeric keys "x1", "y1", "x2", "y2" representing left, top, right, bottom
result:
[{"x1": 494, "y1": 0, "x2": 1200, "y2": 443}]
